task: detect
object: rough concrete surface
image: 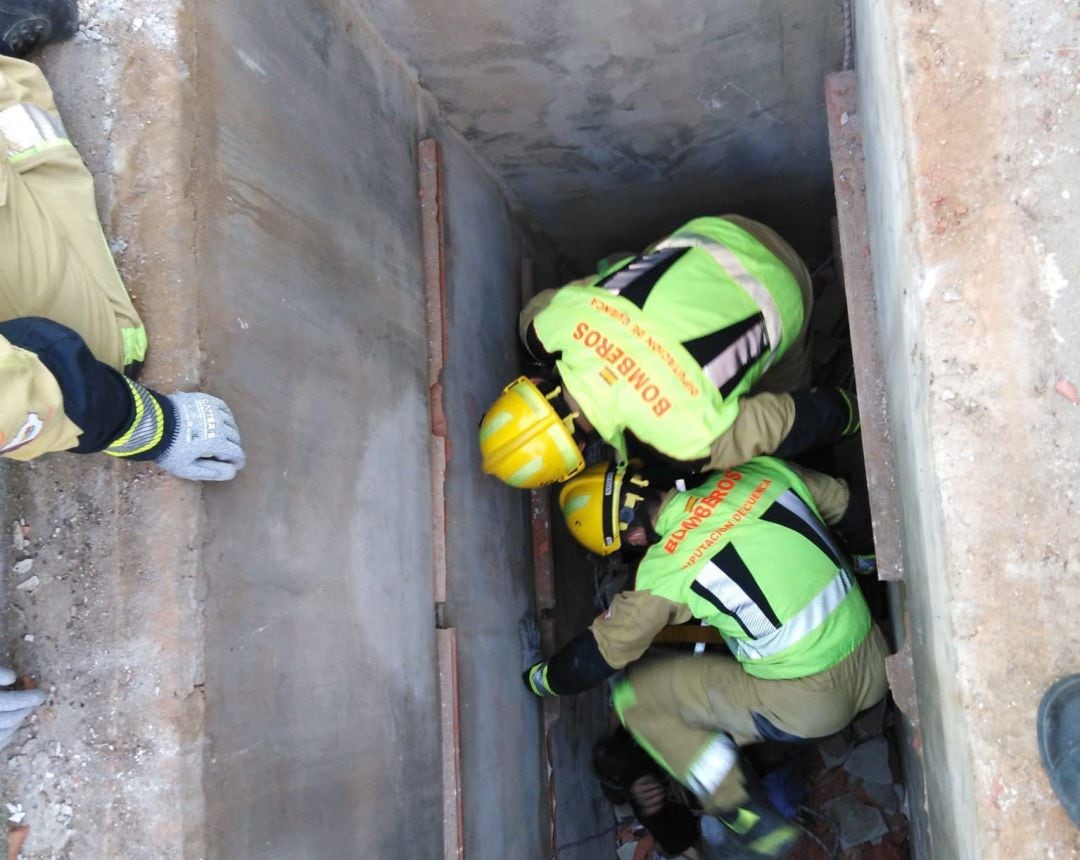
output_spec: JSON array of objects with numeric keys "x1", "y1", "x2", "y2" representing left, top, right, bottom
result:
[
  {"x1": 353, "y1": 0, "x2": 847, "y2": 270},
  {"x1": 1, "y1": 1, "x2": 205, "y2": 857},
  {"x1": 857, "y1": 0, "x2": 1080, "y2": 856}
]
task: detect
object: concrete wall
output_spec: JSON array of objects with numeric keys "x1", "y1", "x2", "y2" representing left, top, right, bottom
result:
[
  {"x1": 191, "y1": 1, "x2": 558, "y2": 856},
  {"x1": 857, "y1": 1, "x2": 1080, "y2": 856},
  {"x1": 0, "y1": 0, "x2": 560, "y2": 857},
  {"x1": 353, "y1": 0, "x2": 846, "y2": 270}
]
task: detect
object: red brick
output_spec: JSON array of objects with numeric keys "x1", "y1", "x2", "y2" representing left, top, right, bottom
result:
[
  {"x1": 852, "y1": 842, "x2": 904, "y2": 860},
  {"x1": 807, "y1": 767, "x2": 851, "y2": 807}
]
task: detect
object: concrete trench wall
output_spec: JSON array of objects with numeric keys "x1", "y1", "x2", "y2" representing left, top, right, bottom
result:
[
  {"x1": 857, "y1": 0, "x2": 1080, "y2": 856},
  {"x1": 1, "y1": 0, "x2": 1078, "y2": 858}
]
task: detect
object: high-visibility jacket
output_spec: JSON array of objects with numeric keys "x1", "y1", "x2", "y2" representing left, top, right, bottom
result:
[
  {"x1": 528, "y1": 458, "x2": 871, "y2": 697},
  {"x1": 525, "y1": 217, "x2": 805, "y2": 463},
  {"x1": 0, "y1": 317, "x2": 169, "y2": 461},
  {"x1": 0, "y1": 329, "x2": 82, "y2": 457},
  {"x1": 631, "y1": 458, "x2": 870, "y2": 679}
]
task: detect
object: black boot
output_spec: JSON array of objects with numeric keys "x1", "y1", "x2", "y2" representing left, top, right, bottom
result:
[
  {"x1": 1038, "y1": 674, "x2": 1080, "y2": 828},
  {"x1": 0, "y1": 0, "x2": 79, "y2": 58}
]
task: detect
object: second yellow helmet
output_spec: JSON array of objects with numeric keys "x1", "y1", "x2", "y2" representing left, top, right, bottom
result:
[{"x1": 558, "y1": 462, "x2": 624, "y2": 555}]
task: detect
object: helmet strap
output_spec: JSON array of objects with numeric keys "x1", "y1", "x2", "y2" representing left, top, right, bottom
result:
[{"x1": 619, "y1": 473, "x2": 662, "y2": 546}]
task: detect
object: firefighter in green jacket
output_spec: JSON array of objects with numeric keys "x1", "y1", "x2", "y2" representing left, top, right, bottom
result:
[
  {"x1": 0, "y1": 4, "x2": 244, "y2": 480},
  {"x1": 479, "y1": 216, "x2": 859, "y2": 488},
  {"x1": 523, "y1": 458, "x2": 888, "y2": 858}
]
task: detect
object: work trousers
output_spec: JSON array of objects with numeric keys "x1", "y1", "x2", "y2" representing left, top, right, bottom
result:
[
  {"x1": 614, "y1": 626, "x2": 889, "y2": 814},
  {"x1": 0, "y1": 56, "x2": 145, "y2": 372}
]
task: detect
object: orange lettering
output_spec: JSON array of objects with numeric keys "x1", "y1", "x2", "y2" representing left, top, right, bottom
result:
[{"x1": 627, "y1": 367, "x2": 650, "y2": 391}]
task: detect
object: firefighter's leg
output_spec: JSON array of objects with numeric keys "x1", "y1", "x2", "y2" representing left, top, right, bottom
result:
[{"x1": 0, "y1": 56, "x2": 145, "y2": 371}]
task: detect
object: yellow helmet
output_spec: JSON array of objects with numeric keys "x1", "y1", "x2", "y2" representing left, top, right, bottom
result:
[
  {"x1": 558, "y1": 462, "x2": 625, "y2": 555},
  {"x1": 479, "y1": 377, "x2": 585, "y2": 488}
]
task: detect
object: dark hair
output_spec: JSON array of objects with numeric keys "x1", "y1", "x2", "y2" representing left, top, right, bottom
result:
[{"x1": 591, "y1": 725, "x2": 664, "y2": 804}]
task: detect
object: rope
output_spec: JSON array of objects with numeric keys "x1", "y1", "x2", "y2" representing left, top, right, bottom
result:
[{"x1": 555, "y1": 821, "x2": 619, "y2": 855}]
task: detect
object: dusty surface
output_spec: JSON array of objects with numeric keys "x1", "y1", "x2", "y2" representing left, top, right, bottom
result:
[
  {"x1": 0, "y1": 1, "x2": 205, "y2": 858},
  {"x1": 857, "y1": 0, "x2": 1080, "y2": 856},
  {"x1": 353, "y1": 0, "x2": 846, "y2": 270}
]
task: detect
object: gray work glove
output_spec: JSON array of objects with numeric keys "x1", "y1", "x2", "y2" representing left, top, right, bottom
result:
[
  {"x1": 154, "y1": 392, "x2": 246, "y2": 481},
  {"x1": 0, "y1": 668, "x2": 45, "y2": 749},
  {"x1": 518, "y1": 611, "x2": 542, "y2": 670}
]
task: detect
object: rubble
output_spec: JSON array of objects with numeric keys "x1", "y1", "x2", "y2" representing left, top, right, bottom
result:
[{"x1": 843, "y1": 738, "x2": 892, "y2": 785}]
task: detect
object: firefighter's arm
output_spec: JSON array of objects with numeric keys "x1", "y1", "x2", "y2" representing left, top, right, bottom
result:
[
  {"x1": 788, "y1": 462, "x2": 876, "y2": 562},
  {"x1": 787, "y1": 463, "x2": 850, "y2": 524},
  {"x1": 522, "y1": 590, "x2": 688, "y2": 697},
  {"x1": 0, "y1": 318, "x2": 133, "y2": 460},
  {"x1": 706, "y1": 388, "x2": 860, "y2": 472},
  {"x1": 518, "y1": 288, "x2": 560, "y2": 365},
  {"x1": 0, "y1": 318, "x2": 244, "y2": 480}
]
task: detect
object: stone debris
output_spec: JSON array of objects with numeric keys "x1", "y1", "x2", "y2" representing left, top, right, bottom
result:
[
  {"x1": 1056, "y1": 378, "x2": 1080, "y2": 405},
  {"x1": 14, "y1": 576, "x2": 39, "y2": 593},
  {"x1": 818, "y1": 732, "x2": 853, "y2": 769},
  {"x1": 11, "y1": 559, "x2": 32, "y2": 576},
  {"x1": 823, "y1": 794, "x2": 889, "y2": 850},
  {"x1": 11, "y1": 520, "x2": 28, "y2": 552},
  {"x1": 858, "y1": 778, "x2": 901, "y2": 815},
  {"x1": 843, "y1": 737, "x2": 892, "y2": 785},
  {"x1": 852, "y1": 698, "x2": 888, "y2": 741}
]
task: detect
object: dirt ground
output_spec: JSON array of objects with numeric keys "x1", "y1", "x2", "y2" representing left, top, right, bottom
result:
[{"x1": 1, "y1": 2, "x2": 205, "y2": 857}]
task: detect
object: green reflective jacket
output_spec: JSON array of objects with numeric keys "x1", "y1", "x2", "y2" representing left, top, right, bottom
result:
[
  {"x1": 636, "y1": 457, "x2": 871, "y2": 679},
  {"x1": 531, "y1": 217, "x2": 804, "y2": 462}
]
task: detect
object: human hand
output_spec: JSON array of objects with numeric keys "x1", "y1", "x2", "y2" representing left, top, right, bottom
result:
[
  {"x1": 518, "y1": 611, "x2": 541, "y2": 670},
  {"x1": 155, "y1": 392, "x2": 246, "y2": 481}
]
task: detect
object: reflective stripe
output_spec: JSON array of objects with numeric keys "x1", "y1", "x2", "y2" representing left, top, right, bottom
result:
[
  {"x1": 686, "y1": 733, "x2": 738, "y2": 799},
  {"x1": 105, "y1": 378, "x2": 165, "y2": 458},
  {"x1": 701, "y1": 318, "x2": 767, "y2": 393},
  {"x1": 654, "y1": 232, "x2": 784, "y2": 367},
  {"x1": 696, "y1": 560, "x2": 777, "y2": 639},
  {"x1": 120, "y1": 325, "x2": 148, "y2": 367},
  {"x1": 0, "y1": 103, "x2": 68, "y2": 161},
  {"x1": 727, "y1": 568, "x2": 855, "y2": 662},
  {"x1": 774, "y1": 489, "x2": 847, "y2": 569},
  {"x1": 600, "y1": 247, "x2": 685, "y2": 306}
]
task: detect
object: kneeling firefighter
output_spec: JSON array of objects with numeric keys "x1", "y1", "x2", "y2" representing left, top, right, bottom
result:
[
  {"x1": 522, "y1": 457, "x2": 888, "y2": 859},
  {"x1": 478, "y1": 216, "x2": 859, "y2": 489}
]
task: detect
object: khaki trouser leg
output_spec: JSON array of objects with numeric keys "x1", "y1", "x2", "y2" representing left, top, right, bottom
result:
[
  {"x1": 0, "y1": 57, "x2": 145, "y2": 371},
  {"x1": 614, "y1": 627, "x2": 889, "y2": 815},
  {"x1": 722, "y1": 215, "x2": 814, "y2": 393}
]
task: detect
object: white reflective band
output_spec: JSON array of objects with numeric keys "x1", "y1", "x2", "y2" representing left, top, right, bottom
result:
[
  {"x1": 655, "y1": 232, "x2": 784, "y2": 367},
  {"x1": 0, "y1": 103, "x2": 68, "y2": 159},
  {"x1": 727, "y1": 568, "x2": 854, "y2": 662},
  {"x1": 602, "y1": 247, "x2": 682, "y2": 296},
  {"x1": 775, "y1": 489, "x2": 847, "y2": 568},
  {"x1": 697, "y1": 560, "x2": 777, "y2": 639},
  {"x1": 702, "y1": 319, "x2": 767, "y2": 391},
  {"x1": 687, "y1": 734, "x2": 738, "y2": 799}
]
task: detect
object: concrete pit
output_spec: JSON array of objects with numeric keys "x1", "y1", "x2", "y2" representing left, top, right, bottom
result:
[{"x1": 0, "y1": 1, "x2": 1078, "y2": 858}]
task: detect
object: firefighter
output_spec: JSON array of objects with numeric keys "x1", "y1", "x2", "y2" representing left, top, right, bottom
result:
[
  {"x1": 478, "y1": 215, "x2": 858, "y2": 489},
  {"x1": 0, "y1": 3, "x2": 244, "y2": 481},
  {"x1": 522, "y1": 458, "x2": 888, "y2": 858},
  {"x1": 0, "y1": 2, "x2": 244, "y2": 747}
]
